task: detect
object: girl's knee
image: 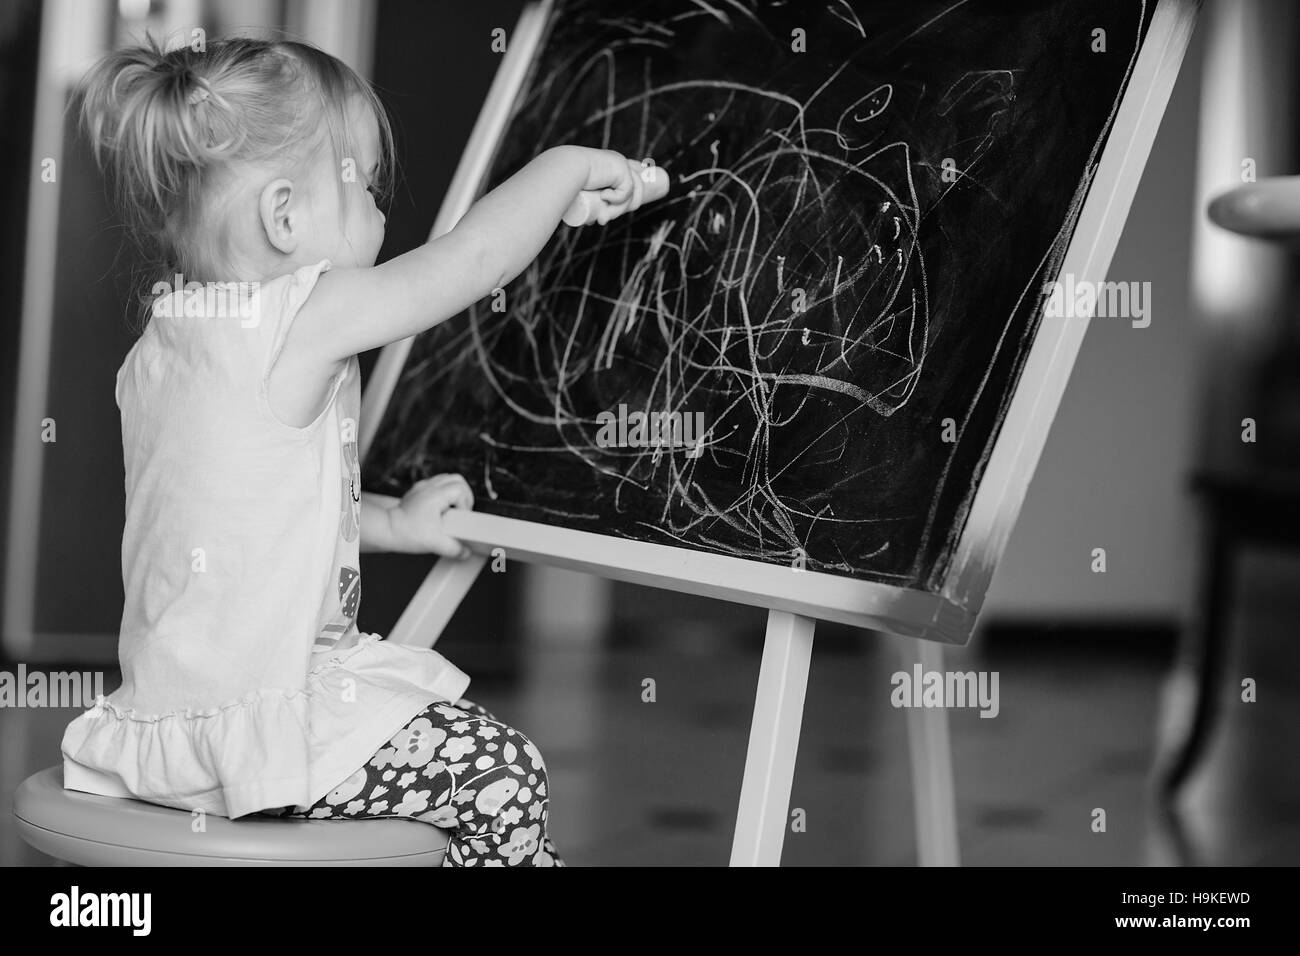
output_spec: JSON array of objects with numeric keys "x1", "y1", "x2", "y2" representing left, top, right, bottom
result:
[
  {"x1": 470, "y1": 729, "x2": 549, "y2": 825},
  {"x1": 511, "y1": 730, "x2": 549, "y2": 782},
  {"x1": 497, "y1": 727, "x2": 549, "y2": 788}
]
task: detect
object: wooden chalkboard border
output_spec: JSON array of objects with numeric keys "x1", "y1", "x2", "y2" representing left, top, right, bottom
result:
[{"x1": 361, "y1": 0, "x2": 1199, "y2": 645}]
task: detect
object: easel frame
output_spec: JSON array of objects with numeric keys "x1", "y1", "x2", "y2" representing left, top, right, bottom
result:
[{"x1": 363, "y1": 0, "x2": 1198, "y2": 866}]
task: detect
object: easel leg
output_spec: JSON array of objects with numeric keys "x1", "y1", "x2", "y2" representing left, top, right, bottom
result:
[
  {"x1": 387, "y1": 554, "x2": 488, "y2": 649},
  {"x1": 731, "y1": 610, "x2": 814, "y2": 867},
  {"x1": 899, "y1": 637, "x2": 961, "y2": 866}
]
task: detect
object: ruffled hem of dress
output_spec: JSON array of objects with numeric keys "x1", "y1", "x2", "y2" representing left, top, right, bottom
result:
[{"x1": 60, "y1": 635, "x2": 470, "y2": 818}]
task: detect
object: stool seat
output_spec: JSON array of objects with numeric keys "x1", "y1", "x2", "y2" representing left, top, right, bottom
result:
[{"x1": 14, "y1": 767, "x2": 450, "y2": 866}]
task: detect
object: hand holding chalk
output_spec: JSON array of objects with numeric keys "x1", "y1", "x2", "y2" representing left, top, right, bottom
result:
[{"x1": 563, "y1": 158, "x2": 669, "y2": 227}]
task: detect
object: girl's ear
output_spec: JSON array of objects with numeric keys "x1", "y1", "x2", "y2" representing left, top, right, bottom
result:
[{"x1": 258, "y1": 178, "x2": 298, "y2": 254}]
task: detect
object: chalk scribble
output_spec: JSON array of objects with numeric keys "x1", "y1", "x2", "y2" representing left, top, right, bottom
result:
[{"x1": 368, "y1": 0, "x2": 1151, "y2": 587}]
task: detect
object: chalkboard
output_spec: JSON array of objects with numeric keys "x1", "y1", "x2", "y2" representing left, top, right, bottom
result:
[{"x1": 363, "y1": 0, "x2": 1186, "y2": 618}]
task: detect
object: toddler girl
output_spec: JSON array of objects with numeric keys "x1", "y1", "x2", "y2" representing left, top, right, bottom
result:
[{"x1": 60, "y1": 34, "x2": 668, "y2": 867}]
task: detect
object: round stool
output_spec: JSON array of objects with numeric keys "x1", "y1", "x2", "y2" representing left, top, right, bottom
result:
[{"x1": 14, "y1": 767, "x2": 450, "y2": 866}]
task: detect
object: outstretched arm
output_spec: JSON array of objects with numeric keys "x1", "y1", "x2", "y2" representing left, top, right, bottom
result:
[{"x1": 292, "y1": 145, "x2": 669, "y2": 365}]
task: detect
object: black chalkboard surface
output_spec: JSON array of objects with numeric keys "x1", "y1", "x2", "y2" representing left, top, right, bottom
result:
[{"x1": 364, "y1": 0, "x2": 1163, "y2": 595}]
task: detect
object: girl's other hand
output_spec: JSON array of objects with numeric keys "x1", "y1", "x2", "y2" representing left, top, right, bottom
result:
[
  {"x1": 563, "y1": 152, "x2": 670, "y2": 227},
  {"x1": 393, "y1": 474, "x2": 475, "y2": 557}
]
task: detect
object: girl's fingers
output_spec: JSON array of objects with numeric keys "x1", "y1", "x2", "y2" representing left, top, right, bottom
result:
[
  {"x1": 588, "y1": 148, "x2": 632, "y2": 191},
  {"x1": 426, "y1": 530, "x2": 470, "y2": 559},
  {"x1": 458, "y1": 489, "x2": 475, "y2": 512},
  {"x1": 423, "y1": 486, "x2": 472, "y2": 557},
  {"x1": 418, "y1": 474, "x2": 474, "y2": 510},
  {"x1": 608, "y1": 161, "x2": 649, "y2": 211},
  {"x1": 572, "y1": 156, "x2": 669, "y2": 226},
  {"x1": 602, "y1": 178, "x2": 632, "y2": 205},
  {"x1": 400, "y1": 475, "x2": 473, "y2": 557},
  {"x1": 436, "y1": 475, "x2": 474, "y2": 510}
]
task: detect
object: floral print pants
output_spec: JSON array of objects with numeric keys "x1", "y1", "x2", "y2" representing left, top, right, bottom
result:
[{"x1": 270, "y1": 698, "x2": 563, "y2": 867}]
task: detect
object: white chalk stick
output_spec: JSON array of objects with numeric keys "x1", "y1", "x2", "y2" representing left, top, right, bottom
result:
[{"x1": 563, "y1": 191, "x2": 593, "y2": 227}]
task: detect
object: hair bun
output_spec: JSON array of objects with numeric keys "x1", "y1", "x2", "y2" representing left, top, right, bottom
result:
[{"x1": 76, "y1": 36, "x2": 243, "y2": 242}]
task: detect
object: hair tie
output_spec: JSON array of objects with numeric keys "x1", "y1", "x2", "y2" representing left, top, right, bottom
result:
[{"x1": 187, "y1": 84, "x2": 210, "y2": 106}]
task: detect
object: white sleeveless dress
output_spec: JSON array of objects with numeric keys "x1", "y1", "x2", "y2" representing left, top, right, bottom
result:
[{"x1": 61, "y1": 259, "x2": 468, "y2": 818}]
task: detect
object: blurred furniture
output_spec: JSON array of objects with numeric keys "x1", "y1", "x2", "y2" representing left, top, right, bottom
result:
[
  {"x1": 14, "y1": 766, "x2": 450, "y2": 866},
  {"x1": 1157, "y1": 468, "x2": 1300, "y2": 792}
]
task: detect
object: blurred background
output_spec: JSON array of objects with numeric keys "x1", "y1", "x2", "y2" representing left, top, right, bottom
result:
[{"x1": 1, "y1": 0, "x2": 1297, "y2": 866}]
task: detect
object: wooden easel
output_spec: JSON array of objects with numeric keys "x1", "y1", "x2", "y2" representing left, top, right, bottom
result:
[
  {"x1": 382, "y1": 544, "x2": 960, "y2": 866},
  {"x1": 362, "y1": 0, "x2": 1196, "y2": 867}
]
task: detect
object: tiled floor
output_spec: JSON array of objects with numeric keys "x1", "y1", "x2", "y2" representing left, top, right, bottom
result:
[{"x1": 3, "y1": 551, "x2": 1297, "y2": 866}]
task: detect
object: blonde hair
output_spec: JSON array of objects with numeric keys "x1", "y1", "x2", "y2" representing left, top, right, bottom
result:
[{"x1": 78, "y1": 34, "x2": 394, "y2": 312}]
